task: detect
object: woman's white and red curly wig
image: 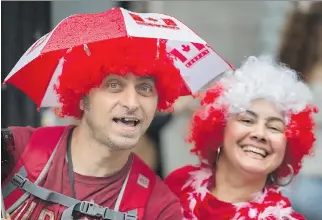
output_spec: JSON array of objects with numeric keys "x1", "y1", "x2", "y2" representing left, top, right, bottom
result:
[
  {"x1": 189, "y1": 56, "x2": 318, "y2": 179},
  {"x1": 54, "y1": 37, "x2": 189, "y2": 118}
]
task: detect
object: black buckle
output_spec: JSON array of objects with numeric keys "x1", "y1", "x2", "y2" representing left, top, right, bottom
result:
[
  {"x1": 102, "y1": 208, "x2": 124, "y2": 220},
  {"x1": 78, "y1": 200, "x2": 127, "y2": 220},
  {"x1": 12, "y1": 173, "x2": 27, "y2": 188},
  {"x1": 79, "y1": 200, "x2": 105, "y2": 218},
  {"x1": 125, "y1": 213, "x2": 137, "y2": 220}
]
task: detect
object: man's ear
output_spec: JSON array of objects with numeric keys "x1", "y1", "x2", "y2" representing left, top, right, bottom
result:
[
  {"x1": 80, "y1": 95, "x2": 88, "y2": 111},
  {"x1": 80, "y1": 98, "x2": 85, "y2": 111}
]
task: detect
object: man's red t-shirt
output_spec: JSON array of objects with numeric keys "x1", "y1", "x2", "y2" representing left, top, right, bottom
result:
[{"x1": 6, "y1": 126, "x2": 183, "y2": 220}]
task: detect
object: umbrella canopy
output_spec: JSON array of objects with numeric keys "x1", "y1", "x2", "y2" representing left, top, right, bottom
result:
[{"x1": 4, "y1": 7, "x2": 232, "y2": 108}]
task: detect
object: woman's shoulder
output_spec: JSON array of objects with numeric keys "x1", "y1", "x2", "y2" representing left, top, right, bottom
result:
[
  {"x1": 164, "y1": 165, "x2": 201, "y2": 196},
  {"x1": 278, "y1": 193, "x2": 306, "y2": 220},
  {"x1": 253, "y1": 187, "x2": 307, "y2": 220},
  {"x1": 165, "y1": 164, "x2": 213, "y2": 197},
  {"x1": 289, "y1": 211, "x2": 306, "y2": 220}
]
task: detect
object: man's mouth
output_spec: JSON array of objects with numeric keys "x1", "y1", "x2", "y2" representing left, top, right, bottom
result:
[
  {"x1": 240, "y1": 145, "x2": 269, "y2": 158},
  {"x1": 113, "y1": 117, "x2": 140, "y2": 127}
]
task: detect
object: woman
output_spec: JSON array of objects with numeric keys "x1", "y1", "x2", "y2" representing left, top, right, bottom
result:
[
  {"x1": 165, "y1": 56, "x2": 318, "y2": 219},
  {"x1": 276, "y1": 2, "x2": 322, "y2": 219}
]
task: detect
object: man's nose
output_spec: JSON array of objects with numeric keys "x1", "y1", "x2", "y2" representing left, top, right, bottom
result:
[{"x1": 120, "y1": 86, "x2": 140, "y2": 112}]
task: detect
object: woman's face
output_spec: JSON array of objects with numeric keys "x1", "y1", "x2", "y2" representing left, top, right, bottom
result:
[{"x1": 222, "y1": 99, "x2": 287, "y2": 177}]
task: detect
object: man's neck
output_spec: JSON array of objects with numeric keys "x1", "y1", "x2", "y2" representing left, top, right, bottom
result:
[
  {"x1": 69, "y1": 124, "x2": 131, "y2": 177},
  {"x1": 211, "y1": 157, "x2": 266, "y2": 203}
]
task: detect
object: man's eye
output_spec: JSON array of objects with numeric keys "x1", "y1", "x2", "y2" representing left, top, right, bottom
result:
[
  {"x1": 138, "y1": 85, "x2": 153, "y2": 93},
  {"x1": 108, "y1": 83, "x2": 121, "y2": 89}
]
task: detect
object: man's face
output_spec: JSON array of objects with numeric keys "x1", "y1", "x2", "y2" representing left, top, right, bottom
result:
[{"x1": 81, "y1": 73, "x2": 158, "y2": 151}]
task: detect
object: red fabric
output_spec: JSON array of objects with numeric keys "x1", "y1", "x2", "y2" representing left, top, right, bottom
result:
[
  {"x1": 4, "y1": 49, "x2": 63, "y2": 111},
  {"x1": 188, "y1": 85, "x2": 226, "y2": 164},
  {"x1": 43, "y1": 8, "x2": 127, "y2": 53},
  {"x1": 6, "y1": 126, "x2": 182, "y2": 220},
  {"x1": 6, "y1": 126, "x2": 35, "y2": 165},
  {"x1": 165, "y1": 165, "x2": 306, "y2": 220},
  {"x1": 1, "y1": 126, "x2": 34, "y2": 181},
  {"x1": 279, "y1": 106, "x2": 318, "y2": 177}
]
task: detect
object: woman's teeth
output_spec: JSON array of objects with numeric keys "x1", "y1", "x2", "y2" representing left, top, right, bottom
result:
[{"x1": 241, "y1": 145, "x2": 268, "y2": 158}]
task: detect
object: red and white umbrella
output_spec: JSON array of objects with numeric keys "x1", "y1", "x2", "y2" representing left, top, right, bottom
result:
[{"x1": 3, "y1": 7, "x2": 232, "y2": 108}]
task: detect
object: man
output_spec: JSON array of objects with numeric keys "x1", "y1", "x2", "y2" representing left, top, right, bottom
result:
[{"x1": 1, "y1": 37, "x2": 185, "y2": 219}]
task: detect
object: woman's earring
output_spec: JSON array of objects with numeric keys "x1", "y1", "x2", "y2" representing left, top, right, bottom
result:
[
  {"x1": 270, "y1": 164, "x2": 295, "y2": 187},
  {"x1": 215, "y1": 147, "x2": 221, "y2": 166}
]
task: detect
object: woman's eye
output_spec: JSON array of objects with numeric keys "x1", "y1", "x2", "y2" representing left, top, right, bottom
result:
[
  {"x1": 241, "y1": 119, "x2": 254, "y2": 124},
  {"x1": 268, "y1": 126, "x2": 283, "y2": 133}
]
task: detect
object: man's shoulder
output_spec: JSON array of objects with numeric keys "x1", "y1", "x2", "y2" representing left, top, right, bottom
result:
[
  {"x1": 8, "y1": 125, "x2": 68, "y2": 150},
  {"x1": 6, "y1": 126, "x2": 36, "y2": 157},
  {"x1": 8, "y1": 126, "x2": 36, "y2": 144},
  {"x1": 132, "y1": 154, "x2": 186, "y2": 200},
  {"x1": 133, "y1": 154, "x2": 175, "y2": 201},
  {"x1": 145, "y1": 175, "x2": 183, "y2": 219},
  {"x1": 5, "y1": 125, "x2": 69, "y2": 164},
  {"x1": 132, "y1": 155, "x2": 183, "y2": 219},
  {"x1": 151, "y1": 175, "x2": 179, "y2": 203}
]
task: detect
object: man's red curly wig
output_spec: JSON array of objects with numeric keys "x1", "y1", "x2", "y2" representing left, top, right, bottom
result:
[
  {"x1": 187, "y1": 57, "x2": 318, "y2": 180},
  {"x1": 54, "y1": 37, "x2": 189, "y2": 119}
]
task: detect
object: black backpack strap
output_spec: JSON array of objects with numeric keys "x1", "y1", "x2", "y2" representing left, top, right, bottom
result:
[
  {"x1": 62, "y1": 200, "x2": 137, "y2": 220},
  {"x1": 3, "y1": 126, "x2": 66, "y2": 214},
  {"x1": 11, "y1": 173, "x2": 136, "y2": 220}
]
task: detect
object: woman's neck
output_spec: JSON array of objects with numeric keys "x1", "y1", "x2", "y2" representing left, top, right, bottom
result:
[{"x1": 211, "y1": 156, "x2": 267, "y2": 203}]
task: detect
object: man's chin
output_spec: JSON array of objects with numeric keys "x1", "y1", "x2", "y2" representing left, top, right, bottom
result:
[{"x1": 107, "y1": 136, "x2": 139, "y2": 151}]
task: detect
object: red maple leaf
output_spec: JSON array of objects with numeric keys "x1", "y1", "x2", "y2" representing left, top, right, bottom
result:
[{"x1": 182, "y1": 45, "x2": 190, "y2": 52}]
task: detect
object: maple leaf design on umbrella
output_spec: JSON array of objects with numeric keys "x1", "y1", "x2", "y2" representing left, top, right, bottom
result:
[
  {"x1": 182, "y1": 45, "x2": 190, "y2": 52},
  {"x1": 147, "y1": 17, "x2": 158, "y2": 22}
]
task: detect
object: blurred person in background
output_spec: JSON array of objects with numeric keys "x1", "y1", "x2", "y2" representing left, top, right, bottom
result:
[
  {"x1": 165, "y1": 56, "x2": 317, "y2": 219},
  {"x1": 277, "y1": 2, "x2": 322, "y2": 220}
]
